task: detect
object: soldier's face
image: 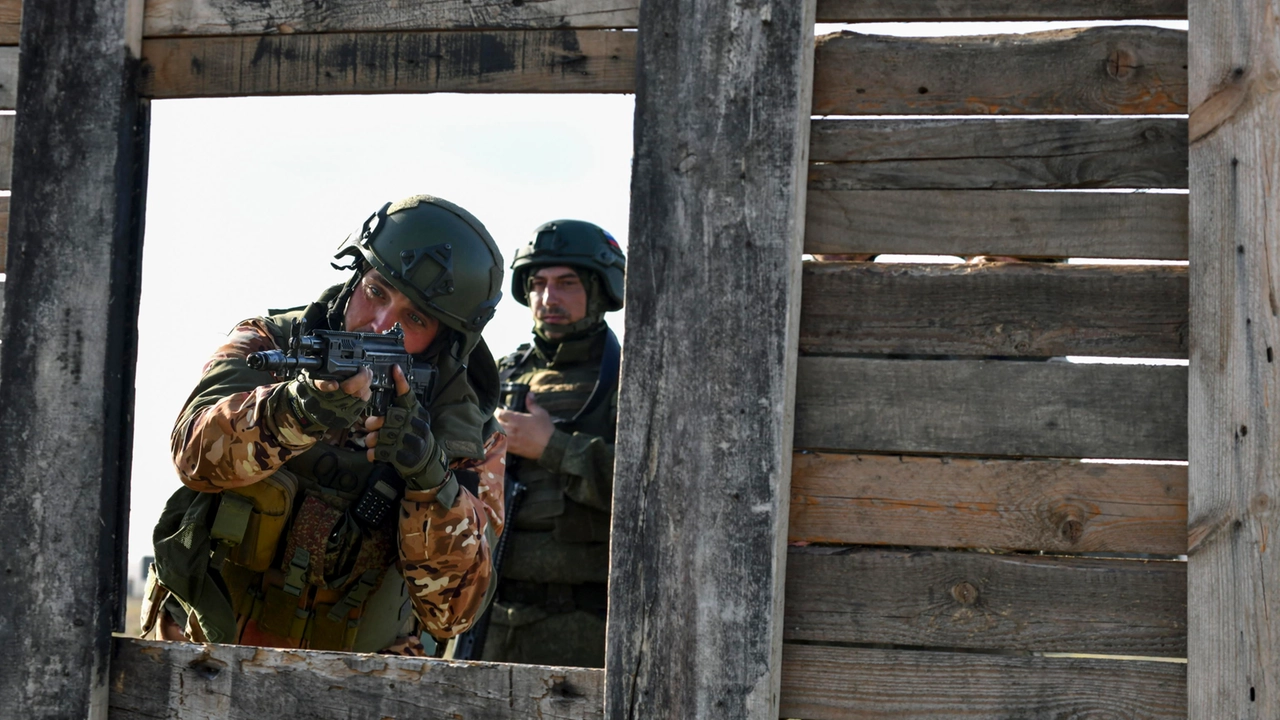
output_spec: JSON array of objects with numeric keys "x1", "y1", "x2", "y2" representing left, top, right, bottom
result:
[
  {"x1": 528, "y1": 265, "x2": 588, "y2": 337},
  {"x1": 344, "y1": 269, "x2": 441, "y2": 354}
]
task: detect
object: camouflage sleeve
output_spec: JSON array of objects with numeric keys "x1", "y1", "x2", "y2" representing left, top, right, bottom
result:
[
  {"x1": 399, "y1": 430, "x2": 507, "y2": 639},
  {"x1": 171, "y1": 319, "x2": 318, "y2": 493},
  {"x1": 537, "y1": 429, "x2": 615, "y2": 513}
]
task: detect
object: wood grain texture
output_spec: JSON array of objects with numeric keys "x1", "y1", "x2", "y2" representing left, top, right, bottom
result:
[
  {"x1": 780, "y1": 644, "x2": 1187, "y2": 720},
  {"x1": 603, "y1": 0, "x2": 815, "y2": 716},
  {"x1": 1187, "y1": 0, "x2": 1280, "y2": 716},
  {"x1": 0, "y1": 0, "x2": 147, "y2": 716},
  {"x1": 0, "y1": 46, "x2": 16, "y2": 109},
  {"x1": 785, "y1": 546, "x2": 1187, "y2": 655},
  {"x1": 144, "y1": 0, "x2": 640, "y2": 34},
  {"x1": 109, "y1": 638, "x2": 605, "y2": 719},
  {"x1": 0, "y1": 113, "x2": 12, "y2": 190},
  {"x1": 0, "y1": 0, "x2": 15, "y2": 45},
  {"x1": 817, "y1": 0, "x2": 1187, "y2": 21},
  {"x1": 805, "y1": 189, "x2": 1189, "y2": 260},
  {"x1": 810, "y1": 118, "x2": 1188, "y2": 191},
  {"x1": 790, "y1": 452, "x2": 1188, "y2": 554},
  {"x1": 140, "y1": 29, "x2": 636, "y2": 98},
  {"x1": 795, "y1": 357, "x2": 1188, "y2": 460},
  {"x1": 801, "y1": 262, "x2": 1188, "y2": 359},
  {"x1": 813, "y1": 26, "x2": 1187, "y2": 116}
]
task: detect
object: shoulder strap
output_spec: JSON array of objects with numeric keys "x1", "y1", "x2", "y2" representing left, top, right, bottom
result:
[
  {"x1": 498, "y1": 344, "x2": 536, "y2": 383},
  {"x1": 569, "y1": 328, "x2": 621, "y2": 424}
]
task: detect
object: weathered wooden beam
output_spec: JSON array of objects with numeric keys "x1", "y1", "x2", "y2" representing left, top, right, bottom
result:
[
  {"x1": 140, "y1": 29, "x2": 636, "y2": 98},
  {"x1": 781, "y1": 645, "x2": 1187, "y2": 720},
  {"x1": 806, "y1": 189, "x2": 1189, "y2": 260},
  {"x1": 0, "y1": 0, "x2": 148, "y2": 716},
  {"x1": 0, "y1": 196, "x2": 8, "y2": 273},
  {"x1": 816, "y1": 0, "x2": 1187, "y2": 22},
  {"x1": 813, "y1": 26, "x2": 1187, "y2": 116},
  {"x1": 0, "y1": 113, "x2": 13, "y2": 190},
  {"x1": 0, "y1": 0, "x2": 15, "y2": 45},
  {"x1": 795, "y1": 358, "x2": 1188, "y2": 460},
  {"x1": 802, "y1": 262, "x2": 1188, "y2": 359},
  {"x1": 604, "y1": 0, "x2": 815, "y2": 716},
  {"x1": 1187, "y1": 0, "x2": 1280, "y2": 716},
  {"x1": 786, "y1": 547, "x2": 1186, "y2": 655},
  {"x1": 791, "y1": 452, "x2": 1188, "y2": 554},
  {"x1": 0, "y1": 46, "x2": 16, "y2": 109},
  {"x1": 109, "y1": 638, "x2": 605, "y2": 719},
  {"x1": 810, "y1": 118, "x2": 1188, "y2": 191}
]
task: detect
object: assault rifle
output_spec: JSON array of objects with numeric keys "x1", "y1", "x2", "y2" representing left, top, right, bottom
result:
[
  {"x1": 246, "y1": 323, "x2": 435, "y2": 416},
  {"x1": 246, "y1": 323, "x2": 437, "y2": 529}
]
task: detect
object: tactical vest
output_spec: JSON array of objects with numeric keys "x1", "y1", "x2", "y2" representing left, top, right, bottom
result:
[
  {"x1": 147, "y1": 298, "x2": 499, "y2": 651},
  {"x1": 498, "y1": 328, "x2": 618, "y2": 587}
]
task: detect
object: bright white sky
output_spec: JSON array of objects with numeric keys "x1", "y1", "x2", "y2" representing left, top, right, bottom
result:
[{"x1": 124, "y1": 17, "x2": 1188, "y2": 583}]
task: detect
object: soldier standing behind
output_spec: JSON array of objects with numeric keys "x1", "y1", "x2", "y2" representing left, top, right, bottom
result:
[{"x1": 482, "y1": 220, "x2": 624, "y2": 667}]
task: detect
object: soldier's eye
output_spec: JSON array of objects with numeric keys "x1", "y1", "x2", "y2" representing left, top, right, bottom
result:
[{"x1": 408, "y1": 312, "x2": 426, "y2": 327}]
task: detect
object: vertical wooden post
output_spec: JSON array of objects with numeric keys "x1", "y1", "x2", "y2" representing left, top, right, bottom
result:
[
  {"x1": 1188, "y1": 1, "x2": 1280, "y2": 717},
  {"x1": 0, "y1": 0, "x2": 147, "y2": 716},
  {"x1": 604, "y1": 0, "x2": 816, "y2": 716}
]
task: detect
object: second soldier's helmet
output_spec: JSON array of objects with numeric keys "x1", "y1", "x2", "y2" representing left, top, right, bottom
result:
[
  {"x1": 334, "y1": 195, "x2": 503, "y2": 354},
  {"x1": 510, "y1": 220, "x2": 626, "y2": 311}
]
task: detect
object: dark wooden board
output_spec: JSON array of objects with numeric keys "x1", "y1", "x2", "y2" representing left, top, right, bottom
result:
[
  {"x1": 1187, "y1": 0, "x2": 1280, "y2": 716},
  {"x1": 795, "y1": 358, "x2": 1188, "y2": 460},
  {"x1": 810, "y1": 118, "x2": 1188, "y2": 190},
  {"x1": 0, "y1": 0, "x2": 148, "y2": 714},
  {"x1": 805, "y1": 189, "x2": 1189, "y2": 260},
  {"x1": 817, "y1": 0, "x2": 1187, "y2": 21},
  {"x1": 140, "y1": 29, "x2": 636, "y2": 98},
  {"x1": 0, "y1": 0, "x2": 14, "y2": 45},
  {"x1": 785, "y1": 546, "x2": 1187, "y2": 655},
  {"x1": 813, "y1": 26, "x2": 1187, "y2": 116},
  {"x1": 781, "y1": 644, "x2": 1187, "y2": 719},
  {"x1": 603, "y1": 0, "x2": 815, "y2": 716},
  {"x1": 144, "y1": 0, "x2": 640, "y2": 34},
  {"x1": 800, "y1": 262, "x2": 1188, "y2": 359},
  {"x1": 790, "y1": 452, "x2": 1188, "y2": 554},
  {"x1": 109, "y1": 638, "x2": 605, "y2": 719}
]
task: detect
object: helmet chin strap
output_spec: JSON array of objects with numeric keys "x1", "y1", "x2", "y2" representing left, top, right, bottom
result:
[{"x1": 533, "y1": 271, "x2": 607, "y2": 343}]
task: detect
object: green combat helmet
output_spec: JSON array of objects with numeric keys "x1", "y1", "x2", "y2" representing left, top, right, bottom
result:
[
  {"x1": 510, "y1": 220, "x2": 626, "y2": 311},
  {"x1": 335, "y1": 195, "x2": 504, "y2": 354}
]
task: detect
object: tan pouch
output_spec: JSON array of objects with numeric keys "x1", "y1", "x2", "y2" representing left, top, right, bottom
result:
[
  {"x1": 223, "y1": 469, "x2": 299, "y2": 572},
  {"x1": 138, "y1": 562, "x2": 169, "y2": 637}
]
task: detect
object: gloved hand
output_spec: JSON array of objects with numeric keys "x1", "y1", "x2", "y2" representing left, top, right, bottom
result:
[
  {"x1": 285, "y1": 367, "x2": 372, "y2": 432},
  {"x1": 366, "y1": 365, "x2": 449, "y2": 491}
]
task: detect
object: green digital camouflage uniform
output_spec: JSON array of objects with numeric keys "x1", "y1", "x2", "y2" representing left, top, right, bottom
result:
[{"x1": 481, "y1": 324, "x2": 617, "y2": 667}]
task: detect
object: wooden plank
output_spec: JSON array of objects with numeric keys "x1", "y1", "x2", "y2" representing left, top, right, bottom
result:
[
  {"x1": 0, "y1": 0, "x2": 148, "y2": 716},
  {"x1": 801, "y1": 262, "x2": 1189, "y2": 359},
  {"x1": 140, "y1": 30, "x2": 636, "y2": 98},
  {"x1": 0, "y1": 0, "x2": 15, "y2": 45},
  {"x1": 813, "y1": 26, "x2": 1187, "y2": 116},
  {"x1": 109, "y1": 638, "x2": 604, "y2": 719},
  {"x1": 785, "y1": 547, "x2": 1187, "y2": 655},
  {"x1": 810, "y1": 118, "x2": 1188, "y2": 191},
  {"x1": 795, "y1": 358, "x2": 1188, "y2": 460},
  {"x1": 805, "y1": 189, "x2": 1189, "y2": 260},
  {"x1": 781, "y1": 644, "x2": 1187, "y2": 720},
  {"x1": 0, "y1": 113, "x2": 12, "y2": 190},
  {"x1": 1187, "y1": 0, "x2": 1280, "y2": 716},
  {"x1": 790, "y1": 452, "x2": 1188, "y2": 554},
  {"x1": 0, "y1": 46, "x2": 17, "y2": 109},
  {"x1": 817, "y1": 0, "x2": 1188, "y2": 22},
  {"x1": 603, "y1": 0, "x2": 815, "y2": 716},
  {"x1": 144, "y1": 0, "x2": 640, "y2": 34}
]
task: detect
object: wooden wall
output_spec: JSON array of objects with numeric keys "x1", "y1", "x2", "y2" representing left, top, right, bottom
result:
[{"x1": 784, "y1": 6, "x2": 1190, "y2": 719}]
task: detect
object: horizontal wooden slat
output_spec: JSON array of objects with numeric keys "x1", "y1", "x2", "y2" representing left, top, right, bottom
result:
[
  {"x1": 810, "y1": 118, "x2": 1188, "y2": 190},
  {"x1": 109, "y1": 638, "x2": 604, "y2": 719},
  {"x1": 801, "y1": 262, "x2": 1188, "y2": 358},
  {"x1": 144, "y1": 0, "x2": 640, "y2": 34},
  {"x1": 0, "y1": 0, "x2": 14, "y2": 45},
  {"x1": 795, "y1": 357, "x2": 1188, "y2": 459},
  {"x1": 0, "y1": 46, "x2": 15, "y2": 110},
  {"x1": 816, "y1": 0, "x2": 1187, "y2": 21},
  {"x1": 140, "y1": 30, "x2": 636, "y2": 99},
  {"x1": 813, "y1": 26, "x2": 1187, "y2": 116},
  {"x1": 785, "y1": 547, "x2": 1186, "y2": 655},
  {"x1": 805, "y1": 189, "x2": 1188, "y2": 259},
  {"x1": 790, "y1": 452, "x2": 1188, "y2": 553},
  {"x1": 781, "y1": 644, "x2": 1186, "y2": 720}
]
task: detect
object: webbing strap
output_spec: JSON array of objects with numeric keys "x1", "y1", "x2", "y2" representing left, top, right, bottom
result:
[
  {"x1": 283, "y1": 548, "x2": 310, "y2": 597},
  {"x1": 569, "y1": 328, "x2": 621, "y2": 424},
  {"x1": 328, "y1": 569, "x2": 381, "y2": 622}
]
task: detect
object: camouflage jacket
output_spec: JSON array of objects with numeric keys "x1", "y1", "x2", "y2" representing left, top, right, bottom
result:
[
  {"x1": 170, "y1": 290, "x2": 504, "y2": 642},
  {"x1": 498, "y1": 325, "x2": 617, "y2": 587}
]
